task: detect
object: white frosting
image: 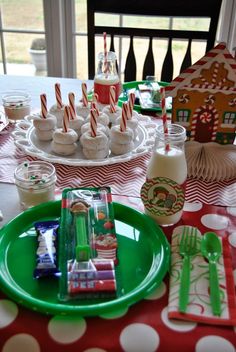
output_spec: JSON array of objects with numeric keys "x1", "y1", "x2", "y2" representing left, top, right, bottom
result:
[
  {"x1": 85, "y1": 111, "x2": 109, "y2": 127},
  {"x1": 116, "y1": 115, "x2": 139, "y2": 140},
  {"x1": 110, "y1": 141, "x2": 134, "y2": 155},
  {"x1": 69, "y1": 115, "x2": 84, "y2": 137},
  {"x1": 53, "y1": 128, "x2": 78, "y2": 144},
  {"x1": 102, "y1": 105, "x2": 122, "y2": 124},
  {"x1": 51, "y1": 140, "x2": 77, "y2": 155},
  {"x1": 80, "y1": 130, "x2": 108, "y2": 150},
  {"x1": 110, "y1": 125, "x2": 134, "y2": 144},
  {"x1": 35, "y1": 129, "x2": 55, "y2": 141},
  {"x1": 49, "y1": 104, "x2": 65, "y2": 128},
  {"x1": 76, "y1": 103, "x2": 90, "y2": 119},
  {"x1": 81, "y1": 122, "x2": 110, "y2": 137},
  {"x1": 82, "y1": 146, "x2": 109, "y2": 159},
  {"x1": 33, "y1": 113, "x2": 57, "y2": 131}
]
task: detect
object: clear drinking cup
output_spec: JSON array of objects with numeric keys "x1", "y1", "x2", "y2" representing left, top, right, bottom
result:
[
  {"x1": 2, "y1": 90, "x2": 31, "y2": 122},
  {"x1": 14, "y1": 161, "x2": 57, "y2": 210}
]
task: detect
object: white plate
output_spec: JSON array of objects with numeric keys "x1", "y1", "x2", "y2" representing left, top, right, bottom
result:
[{"x1": 13, "y1": 114, "x2": 156, "y2": 166}]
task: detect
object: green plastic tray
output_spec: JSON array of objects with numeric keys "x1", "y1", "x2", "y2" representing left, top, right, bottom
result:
[
  {"x1": 87, "y1": 80, "x2": 172, "y2": 113},
  {"x1": 0, "y1": 201, "x2": 170, "y2": 316},
  {"x1": 118, "y1": 80, "x2": 172, "y2": 112}
]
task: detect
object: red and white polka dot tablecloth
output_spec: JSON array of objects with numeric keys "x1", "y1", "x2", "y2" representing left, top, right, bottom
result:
[
  {"x1": 0, "y1": 195, "x2": 236, "y2": 352},
  {"x1": 1, "y1": 117, "x2": 236, "y2": 351}
]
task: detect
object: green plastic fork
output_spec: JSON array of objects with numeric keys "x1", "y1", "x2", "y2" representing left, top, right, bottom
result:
[{"x1": 179, "y1": 226, "x2": 198, "y2": 313}]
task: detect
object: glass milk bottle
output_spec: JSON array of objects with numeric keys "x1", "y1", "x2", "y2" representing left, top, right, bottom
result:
[
  {"x1": 94, "y1": 51, "x2": 120, "y2": 104},
  {"x1": 141, "y1": 124, "x2": 187, "y2": 226}
]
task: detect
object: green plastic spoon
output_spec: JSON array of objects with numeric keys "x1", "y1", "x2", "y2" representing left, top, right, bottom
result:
[{"x1": 201, "y1": 232, "x2": 222, "y2": 316}]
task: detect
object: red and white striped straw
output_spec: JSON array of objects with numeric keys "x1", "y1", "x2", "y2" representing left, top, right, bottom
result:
[
  {"x1": 128, "y1": 92, "x2": 135, "y2": 119},
  {"x1": 63, "y1": 105, "x2": 70, "y2": 133},
  {"x1": 90, "y1": 108, "x2": 97, "y2": 137},
  {"x1": 40, "y1": 93, "x2": 47, "y2": 119},
  {"x1": 160, "y1": 87, "x2": 170, "y2": 152},
  {"x1": 68, "y1": 92, "x2": 76, "y2": 120},
  {"x1": 81, "y1": 82, "x2": 88, "y2": 107},
  {"x1": 109, "y1": 86, "x2": 116, "y2": 113},
  {"x1": 55, "y1": 83, "x2": 63, "y2": 109},
  {"x1": 103, "y1": 32, "x2": 108, "y2": 74},
  {"x1": 120, "y1": 102, "x2": 128, "y2": 132}
]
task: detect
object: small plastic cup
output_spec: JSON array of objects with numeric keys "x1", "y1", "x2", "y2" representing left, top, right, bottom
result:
[
  {"x1": 14, "y1": 161, "x2": 57, "y2": 210},
  {"x1": 2, "y1": 90, "x2": 31, "y2": 121}
]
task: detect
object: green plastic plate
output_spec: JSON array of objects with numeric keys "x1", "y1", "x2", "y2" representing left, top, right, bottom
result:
[{"x1": 0, "y1": 201, "x2": 170, "y2": 316}]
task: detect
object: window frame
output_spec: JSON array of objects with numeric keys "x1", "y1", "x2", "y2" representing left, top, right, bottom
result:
[{"x1": 0, "y1": 0, "x2": 235, "y2": 78}]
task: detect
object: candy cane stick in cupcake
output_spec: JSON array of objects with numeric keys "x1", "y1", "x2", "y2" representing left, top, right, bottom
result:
[
  {"x1": 102, "y1": 85, "x2": 122, "y2": 127},
  {"x1": 33, "y1": 93, "x2": 57, "y2": 141},
  {"x1": 110, "y1": 102, "x2": 134, "y2": 155},
  {"x1": 76, "y1": 82, "x2": 90, "y2": 118},
  {"x1": 49, "y1": 83, "x2": 65, "y2": 128},
  {"x1": 51, "y1": 105, "x2": 78, "y2": 156},
  {"x1": 68, "y1": 92, "x2": 84, "y2": 137},
  {"x1": 80, "y1": 108, "x2": 109, "y2": 159}
]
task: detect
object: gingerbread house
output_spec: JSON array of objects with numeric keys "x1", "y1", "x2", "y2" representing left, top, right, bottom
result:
[{"x1": 165, "y1": 42, "x2": 236, "y2": 145}]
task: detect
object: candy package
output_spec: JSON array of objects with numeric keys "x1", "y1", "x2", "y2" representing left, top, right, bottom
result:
[
  {"x1": 58, "y1": 187, "x2": 121, "y2": 301},
  {"x1": 33, "y1": 220, "x2": 60, "y2": 279}
]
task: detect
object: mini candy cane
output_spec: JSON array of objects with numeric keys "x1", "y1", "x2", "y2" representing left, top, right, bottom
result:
[
  {"x1": 120, "y1": 102, "x2": 128, "y2": 132},
  {"x1": 92, "y1": 93, "x2": 98, "y2": 103},
  {"x1": 40, "y1": 93, "x2": 47, "y2": 119},
  {"x1": 127, "y1": 92, "x2": 135, "y2": 119},
  {"x1": 55, "y1": 83, "x2": 63, "y2": 109},
  {"x1": 90, "y1": 108, "x2": 97, "y2": 137},
  {"x1": 81, "y1": 83, "x2": 88, "y2": 107},
  {"x1": 160, "y1": 87, "x2": 170, "y2": 152},
  {"x1": 109, "y1": 86, "x2": 116, "y2": 113},
  {"x1": 68, "y1": 92, "x2": 76, "y2": 120},
  {"x1": 91, "y1": 101, "x2": 99, "y2": 117},
  {"x1": 63, "y1": 105, "x2": 70, "y2": 133}
]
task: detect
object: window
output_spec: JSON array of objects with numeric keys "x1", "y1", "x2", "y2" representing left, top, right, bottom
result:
[
  {"x1": 0, "y1": 0, "x2": 235, "y2": 79},
  {"x1": 177, "y1": 109, "x2": 191, "y2": 123},
  {"x1": 0, "y1": 0, "x2": 46, "y2": 76},
  {"x1": 223, "y1": 112, "x2": 236, "y2": 125}
]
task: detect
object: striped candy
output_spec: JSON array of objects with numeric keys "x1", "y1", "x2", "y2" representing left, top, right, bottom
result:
[
  {"x1": 109, "y1": 86, "x2": 116, "y2": 113},
  {"x1": 91, "y1": 101, "x2": 99, "y2": 117},
  {"x1": 63, "y1": 105, "x2": 70, "y2": 133},
  {"x1": 68, "y1": 92, "x2": 76, "y2": 120},
  {"x1": 128, "y1": 92, "x2": 135, "y2": 119},
  {"x1": 120, "y1": 102, "x2": 128, "y2": 132},
  {"x1": 81, "y1": 82, "x2": 88, "y2": 107},
  {"x1": 40, "y1": 93, "x2": 47, "y2": 119},
  {"x1": 55, "y1": 83, "x2": 63, "y2": 109},
  {"x1": 90, "y1": 108, "x2": 97, "y2": 137}
]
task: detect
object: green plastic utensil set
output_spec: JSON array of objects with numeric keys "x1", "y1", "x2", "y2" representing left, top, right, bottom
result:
[{"x1": 179, "y1": 228, "x2": 222, "y2": 316}]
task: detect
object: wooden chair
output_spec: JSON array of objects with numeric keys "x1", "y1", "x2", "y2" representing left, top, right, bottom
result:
[{"x1": 87, "y1": 0, "x2": 222, "y2": 82}]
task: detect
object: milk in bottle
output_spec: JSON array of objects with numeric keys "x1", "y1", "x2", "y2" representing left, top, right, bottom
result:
[{"x1": 141, "y1": 124, "x2": 187, "y2": 226}]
